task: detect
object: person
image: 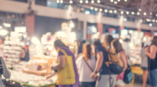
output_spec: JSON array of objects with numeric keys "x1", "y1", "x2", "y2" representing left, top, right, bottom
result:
[
  {"x1": 0, "y1": 37, "x2": 11, "y2": 87},
  {"x1": 49, "y1": 39, "x2": 79, "y2": 87},
  {"x1": 76, "y1": 43, "x2": 96, "y2": 87},
  {"x1": 141, "y1": 43, "x2": 149, "y2": 87},
  {"x1": 122, "y1": 38, "x2": 130, "y2": 58},
  {"x1": 78, "y1": 40, "x2": 86, "y2": 54},
  {"x1": 145, "y1": 36, "x2": 157, "y2": 87},
  {"x1": 111, "y1": 39, "x2": 127, "y2": 87},
  {"x1": 90, "y1": 36, "x2": 116, "y2": 87}
]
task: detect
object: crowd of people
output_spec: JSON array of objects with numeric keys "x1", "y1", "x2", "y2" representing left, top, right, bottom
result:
[{"x1": 1, "y1": 34, "x2": 157, "y2": 87}]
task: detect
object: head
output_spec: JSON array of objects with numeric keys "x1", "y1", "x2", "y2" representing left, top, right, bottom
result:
[
  {"x1": 103, "y1": 34, "x2": 114, "y2": 47},
  {"x1": 151, "y1": 36, "x2": 157, "y2": 45},
  {"x1": 141, "y1": 43, "x2": 145, "y2": 48},
  {"x1": 124, "y1": 38, "x2": 130, "y2": 43},
  {"x1": 111, "y1": 39, "x2": 123, "y2": 53},
  {"x1": 82, "y1": 40, "x2": 86, "y2": 44},
  {"x1": 83, "y1": 43, "x2": 92, "y2": 60},
  {"x1": 54, "y1": 39, "x2": 66, "y2": 50}
]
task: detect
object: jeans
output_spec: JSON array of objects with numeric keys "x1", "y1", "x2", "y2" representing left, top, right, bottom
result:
[
  {"x1": 80, "y1": 82, "x2": 96, "y2": 87},
  {"x1": 150, "y1": 68, "x2": 157, "y2": 87}
]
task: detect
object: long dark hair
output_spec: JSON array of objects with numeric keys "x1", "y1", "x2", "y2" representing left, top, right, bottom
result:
[
  {"x1": 103, "y1": 34, "x2": 114, "y2": 46},
  {"x1": 83, "y1": 43, "x2": 92, "y2": 60},
  {"x1": 112, "y1": 39, "x2": 123, "y2": 53},
  {"x1": 152, "y1": 36, "x2": 157, "y2": 45},
  {"x1": 54, "y1": 39, "x2": 66, "y2": 47}
]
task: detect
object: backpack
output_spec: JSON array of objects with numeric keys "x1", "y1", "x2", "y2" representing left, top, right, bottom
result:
[
  {"x1": 105, "y1": 47, "x2": 124, "y2": 74},
  {"x1": 123, "y1": 64, "x2": 133, "y2": 84}
]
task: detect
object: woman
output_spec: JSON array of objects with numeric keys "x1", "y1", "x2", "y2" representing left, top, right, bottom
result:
[
  {"x1": 50, "y1": 39, "x2": 79, "y2": 87},
  {"x1": 111, "y1": 39, "x2": 127, "y2": 87},
  {"x1": 141, "y1": 43, "x2": 149, "y2": 87},
  {"x1": 0, "y1": 37, "x2": 11, "y2": 87},
  {"x1": 76, "y1": 43, "x2": 96, "y2": 87},
  {"x1": 145, "y1": 36, "x2": 157, "y2": 87}
]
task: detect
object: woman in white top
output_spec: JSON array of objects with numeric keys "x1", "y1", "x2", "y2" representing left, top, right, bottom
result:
[
  {"x1": 76, "y1": 43, "x2": 96, "y2": 87},
  {"x1": 0, "y1": 37, "x2": 11, "y2": 87}
]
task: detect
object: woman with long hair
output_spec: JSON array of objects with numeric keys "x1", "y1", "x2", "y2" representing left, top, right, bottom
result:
[
  {"x1": 48, "y1": 39, "x2": 79, "y2": 87},
  {"x1": 111, "y1": 39, "x2": 127, "y2": 87},
  {"x1": 145, "y1": 36, "x2": 157, "y2": 87},
  {"x1": 76, "y1": 43, "x2": 96, "y2": 87}
]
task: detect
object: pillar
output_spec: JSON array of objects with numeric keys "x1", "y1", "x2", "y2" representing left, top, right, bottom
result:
[
  {"x1": 25, "y1": 14, "x2": 35, "y2": 37},
  {"x1": 83, "y1": 21, "x2": 87, "y2": 40},
  {"x1": 97, "y1": 23, "x2": 103, "y2": 39}
]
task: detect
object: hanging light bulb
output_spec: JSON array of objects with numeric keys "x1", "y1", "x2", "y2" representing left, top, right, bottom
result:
[
  {"x1": 121, "y1": 11, "x2": 124, "y2": 14},
  {"x1": 114, "y1": 1, "x2": 117, "y2": 4},
  {"x1": 156, "y1": 20, "x2": 157, "y2": 23},
  {"x1": 60, "y1": 0, "x2": 63, "y2": 3},
  {"x1": 80, "y1": 0, "x2": 83, "y2": 3},
  {"x1": 143, "y1": 12, "x2": 147, "y2": 15},
  {"x1": 95, "y1": 8, "x2": 98, "y2": 11},
  {"x1": 137, "y1": 12, "x2": 140, "y2": 15},
  {"x1": 109, "y1": 10, "x2": 113, "y2": 13},
  {"x1": 90, "y1": 7, "x2": 94, "y2": 10},
  {"x1": 69, "y1": 0, "x2": 73, "y2": 4},
  {"x1": 104, "y1": 9, "x2": 108, "y2": 13},
  {"x1": 118, "y1": 0, "x2": 121, "y2": 2},
  {"x1": 91, "y1": 0, "x2": 94, "y2": 3},
  {"x1": 57, "y1": 0, "x2": 59, "y2": 3},
  {"x1": 114, "y1": 10, "x2": 117, "y2": 13},
  {"x1": 138, "y1": 8, "x2": 141, "y2": 11},
  {"x1": 126, "y1": 11, "x2": 129, "y2": 14},
  {"x1": 85, "y1": 0, "x2": 89, "y2": 3},
  {"x1": 110, "y1": 0, "x2": 114, "y2": 2},
  {"x1": 124, "y1": 0, "x2": 127, "y2": 2},
  {"x1": 132, "y1": 12, "x2": 134, "y2": 15},
  {"x1": 152, "y1": 19, "x2": 155, "y2": 22},
  {"x1": 97, "y1": 0, "x2": 100, "y2": 3},
  {"x1": 99, "y1": 9, "x2": 102, "y2": 12}
]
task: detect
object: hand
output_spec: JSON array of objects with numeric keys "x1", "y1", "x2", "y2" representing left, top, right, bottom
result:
[
  {"x1": 90, "y1": 72, "x2": 97, "y2": 78},
  {"x1": 46, "y1": 75, "x2": 52, "y2": 80}
]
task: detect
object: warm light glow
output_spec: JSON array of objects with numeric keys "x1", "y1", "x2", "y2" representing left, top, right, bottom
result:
[
  {"x1": 123, "y1": 18, "x2": 127, "y2": 21},
  {"x1": 126, "y1": 11, "x2": 129, "y2": 14},
  {"x1": 137, "y1": 12, "x2": 140, "y2": 15},
  {"x1": 149, "y1": 23, "x2": 152, "y2": 27},
  {"x1": 15, "y1": 26, "x2": 26, "y2": 33},
  {"x1": 156, "y1": 14, "x2": 157, "y2": 17},
  {"x1": 57, "y1": 0, "x2": 59, "y2": 3},
  {"x1": 104, "y1": 9, "x2": 108, "y2": 12},
  {"x1": 91, "y1": 0, "x2": 94, "y2": 3},
  {"x1": 139, "y1": 8, "x2": 141, "y2": 11},
  {"x1": 31, "y1": 37, "x2": 41, "y2": 44},
  {"x1": 60, "y1": 0, "x2": 63, "y2": 3},
  {"x1": 121, "y1": 11, "x2": 124, "y2": 14},
  {"x1": 97, "y1": 0, "x2": 100, "y2": 3},
  {"x1": 132, "y1": 12, "x2": 134, "y2": 15},
  {"x1": 152, "y1": 19, "x2": 155, "y2": 22},
  {"x1": 3, "y1": 23, "x2": 11, "y2": 27},
  {"x1": 143, "y1": 37, "x2": 147, "y2": 41},
  {"x1": 143, "y1": 12, "x2": 147, "y2": 15},
  {"x1": 80, "y1": 0, "x2": 83, "y2": 3},
  {"x1": 114, "y1": 1, "x2": 117, "y2": 4},
  {"x1": 85, "y1": 0, "x2": 89, "y2": 3},
  {"x1": 0, "y1": 26, "x2": 2, "y2": 29},
  {"x1": 118, "y1": 0, "x2": 121, "y2": 2},
  {"x1": 69, "y1": 21, "x2": 75, "y2": 28},
  {"x1": 129, "y1": 30, "x2": 133, "y2": 34},
  {"x1": 129, "y1": 43, "x2": 133, "y2": 48},
  {"x1": 0, "y1": 29, "x2": 8, "y2": 36},
  {"x1": 99, "y1": 9, "x2": 102, "y2": 12},
  {"x1": 69, "y1": 0, "x2": 73, "y2": 4},
  {"x1": 124, "y1": 0, "x2": 127, "y2": 2},
  {"x1": 110, "y1": 0, "x2": 113, "y2": 2},
  {"x1": 85, "y1": 11, "x2": 90, "y2": 14},
  {"x1": 95, "y1": 8, "x2": 98, "y2": 11},
  {"x1": 109, "y1": 10, "x2": 113, "y2": 13},
  {"x1": 119, "y1": 39, "x2": 123, "y2": 43},
  {"x1": 90, "y1": 7, "x2": 94, "y2": 10},
  {"x1": 114, "y1": 10, "x2": 117, "y2": 13}
]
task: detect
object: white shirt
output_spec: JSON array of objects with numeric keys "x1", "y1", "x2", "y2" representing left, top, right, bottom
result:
[
  {"x1": 76, "y1": 55, "x2": 96, "y2": 82},
  {"x1": 122, "y1": 42, "x2": 130, "y2": 56}
]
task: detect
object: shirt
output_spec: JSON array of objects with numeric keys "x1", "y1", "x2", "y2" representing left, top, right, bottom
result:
[
  {"x1": 95, "y1": 46, "x2": 114, "y2": 75},
  {"x1": 141, "y1": 48, "x2": 148, "y2": 68},
  {"x1": 76, "y1": 55, "x2": 96, "y2": 82},
  {"x1": 122, "y1": 42, "x2": 130, "y2": 56}
]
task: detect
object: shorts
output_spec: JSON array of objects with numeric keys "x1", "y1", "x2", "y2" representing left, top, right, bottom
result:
[
  {"x1": 150, "y1": 69, "x2": 157, "y2": 86},
  {"x1": 141, "y1": 67, "x2": 148, "y2": 70},
  {"x1": 116, "y1": 80, "x2": 125, "y2": 86},
  {"x1": 96, "y1": 75, "x2": 116, "y2": 87}
]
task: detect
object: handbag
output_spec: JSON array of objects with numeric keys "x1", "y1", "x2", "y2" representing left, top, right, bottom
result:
[
  {"x1": 83, "y1": 57, "x2": 98, "y2": 80},
  {"x1": 56, "y1": 49, "x2": 75, "y2": 85},
  {"x1": 123, "y1": 63, "x2": 133, "y2": 84}
]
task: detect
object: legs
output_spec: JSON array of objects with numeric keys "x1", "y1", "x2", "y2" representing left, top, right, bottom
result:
[
  {"x1": 115, "y1": 80, "x2": 125, "y2": 87},
  {"x1": 142, "y1": 70, "x2": 149, "y2": 86},
  {"x1": 96, "y1": 75, "x2": 116, "y2": 87}
]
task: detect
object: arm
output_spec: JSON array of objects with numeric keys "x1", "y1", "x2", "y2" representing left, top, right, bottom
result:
[
  {"x1": 146, "y1": 45, "x2": 156, "y2": 59},
  {"x1": 46, "y1": 72, "x2": 57, "y2": 80},
  {"x1": 1, "y1": 58, "x2": 11, "y2": 78},
  {"x1": 51, "y1": 55, "x2": 66, "y2": 70},
  {"x1": 94, "y1": 51, "x2": 104, "y2": 72},
  {"x1": 119, "y1": 52, "x2": 127, "y2": 72}
]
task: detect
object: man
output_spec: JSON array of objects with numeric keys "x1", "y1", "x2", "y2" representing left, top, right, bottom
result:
[{"x1": 90, "y1": 37, "x2": 116, "y2": 87}]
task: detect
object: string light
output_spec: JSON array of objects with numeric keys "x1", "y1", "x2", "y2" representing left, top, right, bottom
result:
[
  {"x1": 60, "y1": 0, "x2": 63, "y2": 3},
  {"x1": 57, "y1": 0, "x2": 59, "y2": 3},
  {"x1": 97, "y1": 0, "x2": 100, "y2": 3},
  {"x1": 126, "y1": 11, "x2": 129, "y2": 14},
  {"x1": 69, "y1": 0, "x2": 73, "y2": 4},
  {"x1": 139, "y1": 8, "x2": 141, "y2": 11},
  {"x1": 95, "y1": 8, "x2": 98, "y2": 11},
  {"x1": 124, "y1": 0, "x2": 127, "y2": 2},
  {"x1": 109, "y1": 10, "x2": 113, "y2": 13},
  {"x1": 114, "y1": 1, "x2": 117, "y2": 4},
  {"x1": 118, "y1": 0, "x2": 121, "y2": 2},
  {"x1": 121, "y1": 11, "x2": 124, "y2": 14},
  {"x1": 99, "y1": 9, "x2": 102, "y2": 12},
  {"x1": 104, "y1": 9, "x2": 108, "y2": 13},
  {"x1": 110, "y1": 0, "x2": 114, "y2": 2},
  {"x1": 132, "y1": 12, "x2": 134, "y2": 15},
  {"x1": 152, "y1": 19, "x2": 155, "y2": 22},
  {"x1": 156, "y1": 20, "x2": 157, "y2": 23},
  {"x1": 137, "y1": 12, "x2": 140, "y2": 15},
  {"x1": 80, "y1": 0, "x2": 83, "y2": 3},
  {"x1": 143, "y1": 12, "x2": 147, "y2": 15},
  {"x1": 85, "y1": 0, "x2": 89, "y2": 3},
  {"x1": 90, "y1": 7, "x2": 94, "y2": 10},
  {"x1": 114, "y1": 10, "x2": 117, "y2": 13},
  {"x1": 156, "y1": 14, "x2": 157, "y2": 17},
  {"x1": 91, "y1": 0, "x2": 94, "y2": 3}
]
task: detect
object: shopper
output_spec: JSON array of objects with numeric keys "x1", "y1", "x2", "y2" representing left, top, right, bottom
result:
[
  {"x1": 122, "y1": 38, "x2": 130, "y2": 58},
  {"x1": 111, "y1": 39, "x2": 127, "y2": 87},
  {"x1": 76, "y1": 43, "x2": 96, "y2": 87},
  {"x1": 51, "y1": 39, "x2": 79, "y2": 87},
  {"x1": 78, "y1": 40, "x2": 86, "y2": 54},
  {"x1": 0, "y1": 37, "x2": 11, "y2": 87},
  {"x1": 91, "y1": 37, "x2": 116, "y2": 87},
  {"x1": 141, "y1": 43, "x2": 149, "y2": 87},
  {"x1": 145, "y1": 36, "x2": 157, "y2": 87}
]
